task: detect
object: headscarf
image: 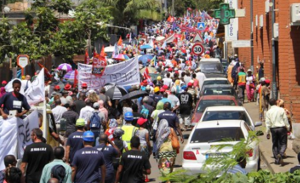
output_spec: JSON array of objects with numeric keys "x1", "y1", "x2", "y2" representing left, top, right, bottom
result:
[
  {"x1": 51, "y1": 165, "x2": 66, "y2": 183},
  {"x1": 109, "y1": 119, "x2": 118, "y2": 128},
  {"x1": 156, "y1": 119, "x2": 171, "y2": 150},
  {"x1": 0, "y1": 87, "x2": 6, "y2": 98},
  {"x1": 173, "y1": 80, "x2": 181, "y2": 94}
]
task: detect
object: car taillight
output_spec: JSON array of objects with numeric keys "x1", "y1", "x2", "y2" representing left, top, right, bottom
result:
[
  {"x1": 247, "y1": 149, "x2": 253, "y2": 157},
  {"x1": 183, "y1": 151, "x2": 197, "y2": 160}
]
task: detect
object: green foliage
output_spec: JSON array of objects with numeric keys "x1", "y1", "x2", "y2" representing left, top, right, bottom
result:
[{"x1": 0, "y1": 0, "x2": 111, "y2": 63}]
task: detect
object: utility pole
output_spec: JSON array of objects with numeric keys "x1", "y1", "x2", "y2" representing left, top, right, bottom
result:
[
  {"x1": 172, "y1": 0, "x2": 175, "y2": 16},
  {"x1": 250, "y1": 0, "x2": 254, "y2": 71}
]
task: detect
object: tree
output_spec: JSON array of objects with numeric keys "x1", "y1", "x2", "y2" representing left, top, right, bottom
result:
[
  {"x1": 98, "y1": 0, "x2": 161, "y2": 26},
  {"x1": 0, "y1": 0, "x2": 112, "y2": 64}
]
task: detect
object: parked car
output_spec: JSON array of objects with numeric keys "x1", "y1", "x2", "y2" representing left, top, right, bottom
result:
[
  {"x1": 191, "y1": 95, "x2": 239, "y2": 124},
  {"x1": 201, "y1": 78, "x2": 230, "y2": 91},
  {"x1": 200, "y1": 84, "x2": 238, "y2": 100},
  {"x1": 182, "y1": 120, "x2": 261, "y2": 175},
  {"x1": 198, "y1": 61, "x2": 225, "y2": 78},
  {"x1": 200, "y1": 106, "x2": 263, "y2": 131},
  {"x1": 200, "y1": 58, "x2": 221, "y2": 62}
]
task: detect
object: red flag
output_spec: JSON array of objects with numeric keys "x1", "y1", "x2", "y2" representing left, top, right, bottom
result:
[
  {"x1": 37, "y1": 62, "x2": 52, "y2": 79},
  {"x1": 143, "y1": 67, "x2": 152, "y2": 84},
  {"x1": 100, "y1": 46, "x2": 106, "y2": 57},
  {"x1": 73, "y1": 69, "x2": 78, "y2": 88},
  {"x1": 117, "y1": 36, "x2": 123, "y2": 46},
  {"x1": 84, "y1": 50, "x2": 89, "y2": 64}
]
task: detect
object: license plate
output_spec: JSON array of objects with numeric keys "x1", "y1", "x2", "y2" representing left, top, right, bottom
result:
[{"x1": 206, "y1": 153, "x2": 224, "y2": 159}]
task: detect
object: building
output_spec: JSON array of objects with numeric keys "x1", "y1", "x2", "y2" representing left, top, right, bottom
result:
[{"x1": 237, "y1": 0, "x2": 300, "y2": 123}]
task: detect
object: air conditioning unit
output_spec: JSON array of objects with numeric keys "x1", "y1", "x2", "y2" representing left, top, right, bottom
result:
[
  {"x1": 291, "y1": 3, "x2": 300, "y2": 25},
  {"x1": 273, "y1": 23, "x2": 279, "y2": 38}
]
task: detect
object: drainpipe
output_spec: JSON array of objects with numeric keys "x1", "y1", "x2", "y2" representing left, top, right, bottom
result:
[
  {"x1": 271, "y1": 0, "x2": 277, "y2": 99},
  {"x1": 250, "y1": 0, "x2": 254, "y2": 71}
]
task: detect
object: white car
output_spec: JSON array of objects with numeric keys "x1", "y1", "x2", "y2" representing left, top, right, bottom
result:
[
  {"x1": 200, "y1": 58, "x2": 221, "y2": 62},
  {"x1": 182, "y1": 120, "x2": 260, "y2": 175},
  {"x1": 199, "y1": 106, "x2": 262, "y2": 131}
]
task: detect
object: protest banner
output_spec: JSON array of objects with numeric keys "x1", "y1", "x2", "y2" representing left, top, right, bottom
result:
[
  {"x1": 78, "y1": 57, "x2": 140, "y2": 90},
  {"x1": 0, "y1": 110, "x2": 39, "y2": 170}
]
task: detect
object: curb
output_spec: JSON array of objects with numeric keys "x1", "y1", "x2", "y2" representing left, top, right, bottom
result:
[{"x1": 259, "y1": 144, "x2": 275, "y2": 174}]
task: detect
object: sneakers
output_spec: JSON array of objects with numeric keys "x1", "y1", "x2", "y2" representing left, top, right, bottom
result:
[{"x1": 276, "y1": 154, "x2": 284, "y2": 166}]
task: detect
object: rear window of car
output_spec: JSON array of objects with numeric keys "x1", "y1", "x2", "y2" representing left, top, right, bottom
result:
[
  {"x1": 202, "y1": 111, "x2": 252, "y2": 127},
  {"x1": 196, "y1": 100, "x2": 236, "y2": 113},
  {"x1": 190, "y1": 127, "x2": 244, "y2": 143},
  {"x1": 203, "y1": 80, "x2": 229, "y2": 85},
  {"x1": 203, "y1": 88, "x2": 235, "y2": 96}
]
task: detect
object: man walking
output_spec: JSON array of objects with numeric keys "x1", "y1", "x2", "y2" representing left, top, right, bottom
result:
[
  {"x1": 40, "y1": 147, "x2": 72, "y2": 183},
  {"x1": 115, "y1": 136, "x2": 151, "y2": 183},
  {"x1": 237, "y1": 68, "x2": 246, "y2": 104},
  {"x1": 71, "y1": 131, "x2": 106, "y2": 183},
  {"x1": 266, "y1": 98, "x2": 290, "y2": 166},
  {"x1": 20, "y1": 128, "x2": 53, "y2": 183}
]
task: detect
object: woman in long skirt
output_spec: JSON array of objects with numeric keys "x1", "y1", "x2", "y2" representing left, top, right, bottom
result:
[{"x1": 246, "y1": 69, "x2": 255, "y2": 102}]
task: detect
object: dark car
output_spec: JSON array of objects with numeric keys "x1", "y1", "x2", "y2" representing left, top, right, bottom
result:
[
  {"x1": 198, "y1": 61, "x2": 226, "y2": 78},
  {"x1": 191, "y1": 95, "x2": 239, "y2": 123},
  {"x1": 200, "y1": 84, "x2": 239, "y2": 101}
]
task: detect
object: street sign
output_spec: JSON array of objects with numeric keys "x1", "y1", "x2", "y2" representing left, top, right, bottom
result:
[
  {"x1": 17, "y1": 55, "x2": 29, "y2": 76},
  {"x1": 232, "y1": 40, "x2": 251, "y2": 48},
  {"x1": 213, "y1": 3, "x2": 235, "y2": 25},
  {"x1": 197, "y1": 22, "x2": 205, "y2": 30},
  {"x1": 192, "y1": 33, "x2": 204, "y2": 43},
  {"x1": 191, "y1": 43, "x2": 204, "y2": 56}
]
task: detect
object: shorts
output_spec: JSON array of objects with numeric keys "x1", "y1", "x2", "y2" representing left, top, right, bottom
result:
[{"x1": 179, "y1": 114, "x2": 191, "y2": 126}]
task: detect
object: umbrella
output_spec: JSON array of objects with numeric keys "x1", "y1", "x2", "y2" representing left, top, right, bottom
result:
[
  {"x1": 57, "y1": 63, "x2": 72, "y2": 72},
  {"x1": 113, "y1": 54, "x2": 126, "y2": 61},
  {"x1": 119, "y1": 90, "x2": 148, "y2": 103},
  {"x1": 105, "y1": 84, "x2": 128, "y2": 100},
  {"x1": 63, "y1": 70, "x2": 76, "y2": 80},
  {"x1": 124, "y1": 54, "x2": 130, "y2": 60},
  {"x1": 140, "y1": 67, "x2": 157, "y2": 74},
  {"x1": 138, "y1": 54, "x2": 154, "y2": 66},
  {"x1": 156, "y1": 36, "x2": 165, "y2": 41},
  {"x1": 140, "y1": 44, "x2": 152, "y2": 50}
]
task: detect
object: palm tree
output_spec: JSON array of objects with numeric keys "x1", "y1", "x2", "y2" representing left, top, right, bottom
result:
[{"x1": 98, "y1": 0, "x2": 161, "y2": 25}]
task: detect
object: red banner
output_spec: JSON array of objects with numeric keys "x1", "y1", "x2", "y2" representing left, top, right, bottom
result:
[{"x1": 92, "y1": 54, "x2": 107, "y2": 77}]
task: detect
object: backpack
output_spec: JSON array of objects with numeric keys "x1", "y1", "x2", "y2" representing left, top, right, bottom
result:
[
  {"x1": 90, "y1": 112, "x2": 101, "y2": 129},
  {"x1": 140, "y1": 105, "x2": 149, "y2": 119}
]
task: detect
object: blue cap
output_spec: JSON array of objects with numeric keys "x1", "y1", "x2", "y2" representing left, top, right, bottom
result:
[
  {"x1": 181, "y1": 85, "x2": 187, "y2": 90},
  {"x1": 82, "y1": 131, "x2": 95, "y2": 142},
  {"x1": 124, "y1": 112, "x2": 133, "y2": 121}
]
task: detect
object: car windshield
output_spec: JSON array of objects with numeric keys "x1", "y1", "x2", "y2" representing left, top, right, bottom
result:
[
  {"x1": 203, "y1": 87, "x2": 235, "y2": 96},
  {"x1": 200, "y1": 63, "x2": 223, "y2": 73},
  {"x1": 190, "y1": 127, "x2": 244, "y2": 143},
  {"x1": 202, "y1": 111, "x2": 252, "y2": 127},
  {"x1": 197, "y1": 100, "x2": 236, "y2": 113},
  {"x1": 203, "y1": 80, "x2": 229, "y2": 85}
]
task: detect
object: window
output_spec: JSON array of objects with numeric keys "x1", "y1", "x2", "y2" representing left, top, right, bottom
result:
[
  {"x1": 190, "y1": 127, "x2": 244, "y2": 143},
  {"x1": 196, "y1": 100, "x2": 236, "y2": 113},
  {"x1": 202, "y1": 111, "x2": 252, "y2": 127}
]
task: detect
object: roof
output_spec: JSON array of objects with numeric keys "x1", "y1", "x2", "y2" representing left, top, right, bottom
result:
[
  {"x1": 204, "y1": 78, "x2": 228, "y2": 81},
  {"x1": 200, "y1": 58, "x2": 221, "y2": 62},
  {"x1": 195, "y1": 120, "x2": 244, "y2": 129},
  {"x1": 205, "y1": 106, "x2": 247, "y2": 112},
  {"x1": 200, "y1": 95, "x2": 236, "y2": 100}
]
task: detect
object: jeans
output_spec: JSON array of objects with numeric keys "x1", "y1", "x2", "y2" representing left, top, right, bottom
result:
[
  {"x1": 238, "y1": 85, "x2": 245, "y2": 104},
  {"x1": 271, "y1": 127, "x2": 287, "y2": 158}
]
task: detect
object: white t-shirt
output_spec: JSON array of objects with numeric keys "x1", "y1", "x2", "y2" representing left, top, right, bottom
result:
[
  {"x1": 196, "y1": 72, "x2": 206, "y2": 90},
  {"x1": 246, "y1": 76, "x2": 254, "y2": 85},
  {"x1": 79, "y1": 106, "x2": 94, "y2": 124},
  {"x1": 168, "y1": 94, "x2": 180, "y2": 107},
  {"x1": 163, "y1": 78, "x2": 173, "y2": 88},
  {"x1": 52, "y1": 105, "x2": 67, "y2": 124}
]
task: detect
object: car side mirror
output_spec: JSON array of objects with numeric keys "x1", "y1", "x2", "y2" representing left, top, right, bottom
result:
[
  {"x1": 255, "y1": 121, "x2": 262, "y2": 127},
  {"x1": 256, "y1": 130, "x2": 264, "y2": 136}
]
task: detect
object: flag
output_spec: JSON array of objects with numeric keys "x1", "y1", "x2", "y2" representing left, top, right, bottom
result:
[
  {"x1": 25, "y1": 68, "x2": 45, "y2": 105},
  {"x1": 117, "y1": 36, "x2": 123, "y2": 46},
  {"x1": 37, "y1": 62, "x2": 52, "y2": 79},
  {"x1": 112, "y1": 43, "x2": 119, "y2": 58},
  {"x1": 161, "y1": 41, "x2": 167, "y2": 49},
  {"x1": 84, "y1": 49, "x2": 89, "y2": 64},
  {"x1": 73, "y1": 69, "x2": 78, "y2": 88},
  {"x1": 129, "y1": 32, "x2": 132, "y2": 43},
  {"x1": 143, "y1": 67, "x2": 152, "y2": 84},
  {"x1": 150, "y1": 56, "x2": 157, "y2": 66},
  {"x1": 100, "y1": 46, "x2": 106, "y2": 58}
]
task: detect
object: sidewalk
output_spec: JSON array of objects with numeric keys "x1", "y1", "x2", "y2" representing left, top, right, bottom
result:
[{"x1": 244, "y1": 102, "x2": 297, "y2": 173}]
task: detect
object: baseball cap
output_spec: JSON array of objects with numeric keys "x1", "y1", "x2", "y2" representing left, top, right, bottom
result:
[
  {"x1": 64, "y1": 84, "x2": 71, "y2": 91},
  {"x1": 265, "y1": 79, "x2": 270, "y2": 84},
  {"x1": 168, "y1": 68, "x2": 173, "y2": 72},
  {"x1": 154, "y1": 87, "x2": 160, "y2": 93},
  {"x1": 54, "y1": 85, "x2": 60, "y2": 90},
  {"x1": 1, "y1": 80, "x2": 7, "y2": 85},
  {"x1": 163, "y1": 85, "x2": 168, "y2": 90},
  {"x1": 93, "y1": 102, "x2": 100, "y2": 108},
  {"x1": 188, "y1": 82, "x2": 193, "y2": 87},
  {"x1": 160, "y1": 88, "x2": 165, "y2": 92},
  {"x1": 157, "y1": 76, "x2": 162, "y2": 80},
  {"x1": 76, "y1": 118, "x2": 85, "y2": 127},
  {"x1": 137, "y1": 118, "x2": 148, "y2": 126},
  {"x1": 181, "y1": 85, "x2": 187, "y2": 90},
  {"x1": 81, "y1": 83, "x2": 87, "y2": 88},
  {"x1": 82, "y1": 131, "x2": 95, "y2": 142}
]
